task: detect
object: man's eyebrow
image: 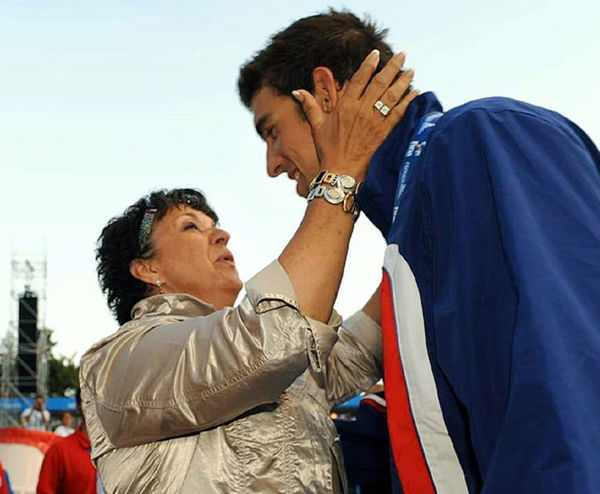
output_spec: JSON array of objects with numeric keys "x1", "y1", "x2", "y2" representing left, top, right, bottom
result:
[{"x1": 255, "y1": 114, "x2": 270, "y2": 138}]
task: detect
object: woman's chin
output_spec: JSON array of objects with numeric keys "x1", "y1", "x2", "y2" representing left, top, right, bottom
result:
[{"x1": 225, "y1": 277, "x2": 244, "y2": 304}]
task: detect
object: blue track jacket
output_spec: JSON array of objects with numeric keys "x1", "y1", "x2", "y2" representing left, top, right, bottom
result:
[{"x1": 357, "y1": 92, "x2": 600, "y2": 494}]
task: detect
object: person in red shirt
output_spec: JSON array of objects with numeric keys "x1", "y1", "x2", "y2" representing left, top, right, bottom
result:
[
  {"x1": 37, "y1": 389, "x2": 97, "y2": 494},
  {"x1": 0, "y1": 460, "x2": 13, "y2": 494}
]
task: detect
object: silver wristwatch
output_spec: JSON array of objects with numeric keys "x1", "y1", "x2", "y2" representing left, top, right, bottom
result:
[{"x1": 307, "y1": 170, "x2": 360, "y2": 218}]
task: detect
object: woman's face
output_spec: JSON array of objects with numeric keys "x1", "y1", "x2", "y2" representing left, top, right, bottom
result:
[{"x1": 138, "y1": 205, "x2": 243, "y2": 309}]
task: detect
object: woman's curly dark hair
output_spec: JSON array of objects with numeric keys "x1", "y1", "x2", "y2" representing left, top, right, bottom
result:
[{"x1": 96, "y1": 188, "x2": 218, "y2": 325}]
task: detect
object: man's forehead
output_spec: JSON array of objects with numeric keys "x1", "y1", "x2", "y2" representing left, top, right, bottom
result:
[
  {"x1": 251, "y1": 85, "x2": 299, "y2": 137},
  {"x1": 250, "y1": 86, "x2": 275, "y2": 136},
  {"x1": 252, "y1": 85, "x2": 290, "y2": 116}
]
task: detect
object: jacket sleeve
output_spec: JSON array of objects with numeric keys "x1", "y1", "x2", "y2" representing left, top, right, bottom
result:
[
  {"x1": 36, "y1": 445, "x2": 62, "y2": 494},
  {"x1": 425, "y1": 106, "x2": 600, "y2": 493},
  {"x1": 80, "y1": 260, "x2": 341, "y2": 448},
  {"x1": 323, "y1": 310, "x2": 383, "y2": 407}
]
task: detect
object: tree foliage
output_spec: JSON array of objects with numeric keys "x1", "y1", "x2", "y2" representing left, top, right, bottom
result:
[
  {"x1": 48, "y1": 355, "x2": 79, "y2": 396},
  {"x1": 46, "y1": 329, "x2": 79, "y2": 396}
]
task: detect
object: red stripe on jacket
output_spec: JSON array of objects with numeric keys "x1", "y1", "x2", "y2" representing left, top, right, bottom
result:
[{"x1": 381, "y1": 269, "x2": 436, "y2": 494}]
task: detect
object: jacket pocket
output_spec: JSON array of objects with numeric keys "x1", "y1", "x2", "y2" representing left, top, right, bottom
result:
[{"x1": 225, "y1": 394, "x2": 297, "y2": 490}]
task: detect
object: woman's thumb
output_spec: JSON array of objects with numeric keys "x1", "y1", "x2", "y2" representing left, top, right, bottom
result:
[{"x1": 292, "y1": 90, "x2": 323, "y2": 128}]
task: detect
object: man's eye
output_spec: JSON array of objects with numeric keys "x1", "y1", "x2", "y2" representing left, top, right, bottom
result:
[
  {"x1": 266, "y1": 127, "x2": 276, "y2": 139},
  {"x1": 184, "y1": 223, "x2": 198, "y2": 231}
]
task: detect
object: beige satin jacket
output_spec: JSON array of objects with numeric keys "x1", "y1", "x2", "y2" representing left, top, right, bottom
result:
[{"x1": 80, "y1": 261, "x2": 382, "y2": 493}]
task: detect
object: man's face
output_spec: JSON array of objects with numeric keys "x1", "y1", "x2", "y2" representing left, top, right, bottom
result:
[
  {"x1": 61, "y1": 411, "x2": 73, "y2": 427},
  {"x1": 251, "y1": 85, "x2": 320, "y2": 197}
]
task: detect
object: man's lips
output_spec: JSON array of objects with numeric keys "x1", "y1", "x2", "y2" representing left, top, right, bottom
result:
[{"x1": 287, "y1": 168, "x2": 300, "y2": 182}]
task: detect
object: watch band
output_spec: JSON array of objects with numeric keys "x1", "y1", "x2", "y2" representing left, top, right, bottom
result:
[{"x1": 307, "y1": 171, "x2": 361, "y2": 218}]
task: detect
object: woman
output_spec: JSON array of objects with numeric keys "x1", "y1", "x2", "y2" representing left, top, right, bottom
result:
[{"x1": 80, "y1": 51, "x2": 417, "y2": 493}]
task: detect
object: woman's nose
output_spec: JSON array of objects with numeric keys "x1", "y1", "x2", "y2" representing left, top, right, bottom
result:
[{"x1": 213, "y1": 228, "x2": 230, "y2": 245}]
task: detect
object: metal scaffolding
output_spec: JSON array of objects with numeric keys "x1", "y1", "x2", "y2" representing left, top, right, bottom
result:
[{"x1": 0, "y1": 251, "x2": 48, "y2": 427}]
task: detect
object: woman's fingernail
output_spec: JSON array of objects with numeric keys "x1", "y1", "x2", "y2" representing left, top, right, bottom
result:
[
  {"x1": 292, "y1": 90, "x2": 303, "y2": 101},
  {"x1": 369, "y1": 49, "x2": 380, "y2": 59}
]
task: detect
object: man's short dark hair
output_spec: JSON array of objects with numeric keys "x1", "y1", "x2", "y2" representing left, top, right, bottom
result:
[
  {"x1": 96, "y1": 188, "x2": 218, "y2": 325},
  {"x1": 238, "y1": 9, "x2": 394, "y2": 108}
]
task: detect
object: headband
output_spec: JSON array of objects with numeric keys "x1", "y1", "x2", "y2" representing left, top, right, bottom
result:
[
  {"x1": 137, "y1": 193, "x2": 200, "y2": 252},
  {"x1": 138, "y1": 208, "x2": 157, "y2": 252}
]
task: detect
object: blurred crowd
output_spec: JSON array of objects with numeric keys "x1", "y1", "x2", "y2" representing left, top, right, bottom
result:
[{"x1": 1, "y1": 390, "x2": 101, "y2": 494}]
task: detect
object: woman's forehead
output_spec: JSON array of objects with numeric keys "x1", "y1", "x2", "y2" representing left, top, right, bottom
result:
[{"x1": 165, "y1": 205, "x2": 215, "y2": 226}]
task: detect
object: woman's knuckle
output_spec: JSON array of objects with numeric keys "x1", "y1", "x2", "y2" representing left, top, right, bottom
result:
[{"x1": 371, "y1": 75, "x2": 386, "y2": 87}]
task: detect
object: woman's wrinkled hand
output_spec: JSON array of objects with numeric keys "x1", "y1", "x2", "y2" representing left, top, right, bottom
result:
[{"x1": 292, "y1": 50, "x2": 417, "y2": 181}]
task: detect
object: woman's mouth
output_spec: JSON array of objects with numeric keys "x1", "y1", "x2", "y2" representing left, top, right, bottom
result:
[{"x1": 216, "y1": 253, "x2": 235, "y2": 267}]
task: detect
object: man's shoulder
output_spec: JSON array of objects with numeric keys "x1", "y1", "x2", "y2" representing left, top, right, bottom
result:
[
  {"x1": 450, "y1": 96, "x2": 529, "y2": 113},
  {"x1": 45, "y1": 434, "x2": 70, "y2": 458},
  {"x1": 50, "y1": 430, "x2": 83, "y2": 452},
  {"x1": 437, "y1": 96, "x2": 564, "y2": 134}
]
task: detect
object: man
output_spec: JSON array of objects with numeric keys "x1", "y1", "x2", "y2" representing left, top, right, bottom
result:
[
  {"x1": 20, "y1": 395, "x2": 50, "y2": 431},
  {"x1": 54, "y1": 411, "x2": 75, "y2": 437},
  {"x1": 238, "y1": 10, "x2": 600, "y2": 494},
  {"x1": 37, "y1": 389, "x2": 98, "y2": 494}
]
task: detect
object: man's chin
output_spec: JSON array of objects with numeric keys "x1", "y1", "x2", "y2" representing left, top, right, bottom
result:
[{"x1": 296, "y1": 181, "x2": 309, "y2": 198}]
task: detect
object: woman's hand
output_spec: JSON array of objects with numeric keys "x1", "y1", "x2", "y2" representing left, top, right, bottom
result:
[
  {"x1": 280, "y1": 52, "x2": 416, "y2": 322},
  {"x1": 292, "y1": 50, "x2": 417, "y2": 181}
]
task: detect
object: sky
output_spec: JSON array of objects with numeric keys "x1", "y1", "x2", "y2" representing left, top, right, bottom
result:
[{"x1": 1, "y1": 0, "x2": 599, "y2": 360}]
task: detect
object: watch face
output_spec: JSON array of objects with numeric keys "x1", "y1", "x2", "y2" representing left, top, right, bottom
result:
[
  {"x1": 310, "y1": 170, "x2": 327, "y2": 189},
  {"x1": 339, "y1": 175, "x2": 356, "y2": 190},
  {"x1": 324, "y1": 186, "x2": 344, "y2": 204},
  {"x1": 323, "y1": 172, "x2": 338, "y2": 185}
]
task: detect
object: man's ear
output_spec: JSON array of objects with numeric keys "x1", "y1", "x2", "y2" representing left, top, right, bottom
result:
[
  {"x1": 311, "y1": 66, "x2": 343, "y2": 113},
  {"x1": 129, "y1": 258, "x2": 158, "y2": 285}
]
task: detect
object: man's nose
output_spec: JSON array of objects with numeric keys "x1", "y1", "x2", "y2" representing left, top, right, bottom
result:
[{"x1": 266, "y1": 144, "x2": 284, "y2": 177}]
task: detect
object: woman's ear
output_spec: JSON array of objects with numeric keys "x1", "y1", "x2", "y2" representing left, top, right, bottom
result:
[
  {"x1": 129, "y1": 258, "x2": 158, "y2": 285},
  {"x1": 311, "y1": 66, "x2": 342, "y2": 113}
]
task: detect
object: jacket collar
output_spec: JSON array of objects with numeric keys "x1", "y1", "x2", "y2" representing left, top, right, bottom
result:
[
  {"x1": 130, "y1": 293, "x2": 216, "y2": 320},
  {"x1": 357, "y1": 91, "x2": 443, "y2": 238}
]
